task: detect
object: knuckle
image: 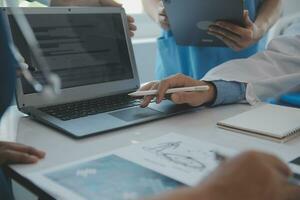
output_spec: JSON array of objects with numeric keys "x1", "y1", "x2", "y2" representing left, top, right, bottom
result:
[
  {"x1": 175, "y1": 73, "x2": 184, "y2": 78},
  {"x1": 26, "y1": 146, "x2": 36, "y2": 155},
  {"x1": 171, "y1": 94, "x2": 182, "y2": 104},
  {"x1": 159, "y1": 79, "x2": 169, "y2": 87}
]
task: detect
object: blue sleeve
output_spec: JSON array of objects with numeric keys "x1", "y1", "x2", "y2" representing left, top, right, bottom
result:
[{"x1": 210, "y1": 81, "x2": 246, "y2": 107}]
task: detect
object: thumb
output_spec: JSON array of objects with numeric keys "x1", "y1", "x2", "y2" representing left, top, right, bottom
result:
[
  {"x1": 171, "y1": 92, "x2": 205, "y2": 107},
  {"x1": 243, "y1": 10, "x2": 253, "y2": 27},
  {"x1": 100, "y1": 0, "x2": 122, "y2": 7}
]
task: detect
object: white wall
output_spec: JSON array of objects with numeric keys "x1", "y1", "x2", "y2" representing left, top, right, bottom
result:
[{"x1": 133, "y1": 39, "x2": 157, "y2": 83}]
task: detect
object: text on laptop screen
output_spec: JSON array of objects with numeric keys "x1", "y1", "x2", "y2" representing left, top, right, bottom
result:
[{"x1": 9, "y1": 13, "x2": 134, "y2": 94}]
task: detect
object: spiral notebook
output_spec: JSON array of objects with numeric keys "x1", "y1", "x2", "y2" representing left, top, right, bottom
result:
[{"x1": 217, "y1": 104, "x2": 300, "y2": 143}]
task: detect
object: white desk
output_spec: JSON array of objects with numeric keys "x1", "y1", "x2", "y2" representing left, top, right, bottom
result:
[{"x1": 1, "y1": 104, "x2": 300, "y2": 199}]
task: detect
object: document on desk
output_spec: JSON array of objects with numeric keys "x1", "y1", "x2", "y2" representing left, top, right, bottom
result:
[{"x1": 26, "y1": 133, "x2": 236, "y2": 200}]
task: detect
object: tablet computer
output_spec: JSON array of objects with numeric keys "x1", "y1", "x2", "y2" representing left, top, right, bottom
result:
[{"x1": 163, "y1": 0, "x2": 244, "y2": 47}]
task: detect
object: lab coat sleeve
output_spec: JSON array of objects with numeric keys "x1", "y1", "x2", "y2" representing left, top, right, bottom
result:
[{"x1": 202, "y1": 35, "x2": 300, "y2": 105}]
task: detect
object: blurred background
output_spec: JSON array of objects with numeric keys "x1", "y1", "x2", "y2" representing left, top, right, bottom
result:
[{"x1": 0, "y1": 0, "x2": 299, "y2": 199}]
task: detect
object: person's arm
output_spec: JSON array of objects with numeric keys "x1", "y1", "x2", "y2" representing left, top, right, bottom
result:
[
  {"x1": 142, "y1": 0, "x2": 160, "y2": 22},
  {"x1": 254, "y1": 0, "x2": 283, "y2": 39},
  {"x1": 142, "y1": 0, "x2": 169, "y2": 30},
  {"x1": 150, "y1": 151, "x2": 300, "y2": 200},
  {"x1": 202, "y1": 34, "x2": 300, "y2": 105},
  {"x1": 208, "y1": 0, "x2": 282, "y2": 51},
  {"x1": 210, "y1": 81, "x2": 246, "y2": 106},
  {"x1": 0, "y1": 142, "x2": 45, "y2": 165},
  {"x1": 137, "y1": 74, "x2": 246, "y2": 108}
]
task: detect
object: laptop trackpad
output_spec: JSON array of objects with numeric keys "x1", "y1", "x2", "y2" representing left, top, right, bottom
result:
[{"x1": 109, "y1": 107, "x2": 162, "y2": 122}]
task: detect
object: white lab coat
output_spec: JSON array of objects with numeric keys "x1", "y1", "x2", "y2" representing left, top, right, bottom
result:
[{"x1": 202, "y1": 34, "x2": 300, "y2": 105}]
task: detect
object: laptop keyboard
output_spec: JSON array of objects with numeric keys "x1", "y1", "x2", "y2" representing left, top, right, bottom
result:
[{"x1": 39, "y1": 94, "x2": 143, "y2": 121}]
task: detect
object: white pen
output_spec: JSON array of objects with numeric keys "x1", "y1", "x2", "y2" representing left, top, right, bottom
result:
[{"x1": 128, "y1": 85, "x2": 210, "y2": 97}]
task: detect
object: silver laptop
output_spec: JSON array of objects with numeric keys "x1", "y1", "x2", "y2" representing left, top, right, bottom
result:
[
  {"x1": 7, "y1": 7, "x2": 198, "y2": 138},
  {"x1": 163, "y1": 0, "x2": 244, "y2": 47}
]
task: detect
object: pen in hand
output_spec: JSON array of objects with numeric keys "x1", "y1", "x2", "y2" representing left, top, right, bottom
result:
[{"x1": 128, "y1": 85, "x2": 210, "y2": 97}]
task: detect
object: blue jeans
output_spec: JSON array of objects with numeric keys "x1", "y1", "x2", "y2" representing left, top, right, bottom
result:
[{"x1": 0, "y1": 168, "x2": 14, "y2": 200}]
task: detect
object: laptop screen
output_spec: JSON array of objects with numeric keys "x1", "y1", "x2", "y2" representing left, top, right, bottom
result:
[{"x1": 9, "y1": 12, "x2": 134, "y2": 94}]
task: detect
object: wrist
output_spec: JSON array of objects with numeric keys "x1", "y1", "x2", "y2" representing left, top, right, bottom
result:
[
  {"x1": 203, "y1": 81, "x2": 217, "y2": 105},
  {"x1": 253, "y1": 22, "x2": 266, "y2": 41}
]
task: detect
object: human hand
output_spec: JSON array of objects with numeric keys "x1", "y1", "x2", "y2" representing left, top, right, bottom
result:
[
  {"x1": 150, "y1": 151, "x2": 300, "y2": 200},
  {"x1": 0, "y1": 142, "x2": 45, "y2": 165},
  {"x1": 99, "y1": 0, "x2": 137, "y2": 37},
  {"x1": 208, "y1": 10, "x2": 262, "y2": 51},
  {"x1": 50, "y1": 0, "x2": 137, "y2": 37},
  {"x1": 138, "y1": 74, "x2": 216, "y2": 108},
  {"x1": 156, "y1": 1, "x2": 170, "y2": 30},
  {"x1": 198, "y1": 151, "x2": 300, "y2": 200}
]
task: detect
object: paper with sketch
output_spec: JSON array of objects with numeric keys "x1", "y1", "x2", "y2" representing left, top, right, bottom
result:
[{"x1": 26, "y1": 133, "x2": 236, "y2": 200}]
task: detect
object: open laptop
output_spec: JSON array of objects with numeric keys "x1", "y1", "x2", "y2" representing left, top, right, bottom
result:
[
  {"x1": 6, "y1": 7, "x2": 198, "y2": 138},
  {"x1": 163, "y1": 0, "x2": 244, "y2": 47}
]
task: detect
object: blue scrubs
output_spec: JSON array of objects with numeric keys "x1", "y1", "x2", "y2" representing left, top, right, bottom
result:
[
  {"x1": 155, "y1": 0, "x2": 266, "y2": 80},
  {"x1": 0, "y1": 10, "x2": 18, "y2": 200}
]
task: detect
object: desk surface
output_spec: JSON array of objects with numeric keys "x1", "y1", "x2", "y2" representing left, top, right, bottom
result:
[{"x1": 1, "y1": 104, "x2": 300, "y2": 197}]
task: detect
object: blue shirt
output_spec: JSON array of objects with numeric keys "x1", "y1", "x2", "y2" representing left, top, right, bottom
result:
[
  {"x1": 211, "y1": 81, "x2": 246, "y2": 106},
  {"x1": 155, "y1": 0, "x2": 266, "y2": 80}
]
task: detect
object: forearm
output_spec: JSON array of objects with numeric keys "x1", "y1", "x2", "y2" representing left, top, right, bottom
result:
[
  {"x1": 255, "y1": 0, "x2": 282, "y2": 37},
  {"x1": 142, "y1": 0, "x2": 160, "y2": 22}
]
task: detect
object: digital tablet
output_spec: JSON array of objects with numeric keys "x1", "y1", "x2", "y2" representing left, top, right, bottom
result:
[{"x1": 163, "y1": 0, "x2": 244, "y2": 47}]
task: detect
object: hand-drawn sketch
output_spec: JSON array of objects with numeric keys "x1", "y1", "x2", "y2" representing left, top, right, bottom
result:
[{"x1": 142, "y1": 141, "x2": 218, "y2": 172}]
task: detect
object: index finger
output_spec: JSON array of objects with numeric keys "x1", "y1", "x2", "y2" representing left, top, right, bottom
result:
[
  {"x1": 138, "y1": 81, "x2": 159, "y2": 91},
  {"x1": 156, "y1": 74, "x2": 194, "y2": 103},
  {"x1": 214, "y1": 21, "x2": 246, "y2": 36},
  {"x1": 127, "y1": 15, "x2": 135, "y2": 23}
]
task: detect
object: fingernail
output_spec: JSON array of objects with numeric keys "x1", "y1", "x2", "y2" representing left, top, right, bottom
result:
[
  {"x1": 39, "y1": 151, "x2": 46, "y2": 158},
  {"x1": 29, "y1": 156, "x2": 39, "y2": 163}
]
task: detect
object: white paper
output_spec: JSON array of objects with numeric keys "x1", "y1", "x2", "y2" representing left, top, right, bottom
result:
[{"x1": 26, "y1": 133, "x2": 236, "y2": 200}]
